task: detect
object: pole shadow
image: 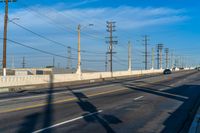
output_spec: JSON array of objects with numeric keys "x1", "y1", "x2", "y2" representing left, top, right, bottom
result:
[
  {"x1": 17, "y1": 73, "x2": 54, "y2": 133},
  {"x1": 122, "y1": 81, "x2": 200, "y2": 133},
  {"x1": 69, "y1": 89, "x2": 122, "y2": 133}
]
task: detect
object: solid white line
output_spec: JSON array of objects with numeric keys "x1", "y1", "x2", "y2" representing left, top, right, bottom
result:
[
  {"x1": 32, "y1": 110, "x2": 103, "y2": 133},
  {"x1": 159, "y1": 88, "x2": 166, "y2": 91},
  {"x1": 134, "y1": 96, "x2": 144, "y2": 100}
]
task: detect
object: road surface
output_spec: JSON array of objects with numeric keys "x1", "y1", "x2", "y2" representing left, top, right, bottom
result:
[{"x1": 0, "y1": 70, "x2": 200, "y2": 133}]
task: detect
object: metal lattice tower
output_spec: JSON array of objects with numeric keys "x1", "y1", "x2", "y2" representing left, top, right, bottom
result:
[
  {"x1": 106, "y1": 21, "x2": 118, "y2": 73},
  {"x1": 151, "y1": 48, "x2": 154, "y2": 70},
  {"x1": 165, "y1": 48, "x2": 169, "y2": 69},
  {"x1": 67, "y1": 46, "x2": 72, "y2": 69},
  {"x1": 22, "y1": 56, "x2": 25, "y2": 68},
  {"x1": 143, "y1": 35, "x2": 150, "y2": 70},
  {"x1": 157, "y1": 44, "x2": 164, "y2": 69}
]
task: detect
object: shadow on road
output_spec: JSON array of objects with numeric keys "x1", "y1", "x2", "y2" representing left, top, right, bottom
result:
[
  {"x1": 123, "y1": 81, "x2": 200, "y2": 133},
  {"x1": 69, "y1": 89, "x2": 122, "y2": 133},
  {"x1": 17, "y1": 73, "x2": 54, "y2": 133},
  {"x1": 17, "y1": 112, "x2": 41, "y2": 132}
]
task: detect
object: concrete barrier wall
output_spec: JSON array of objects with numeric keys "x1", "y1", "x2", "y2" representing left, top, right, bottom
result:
[{"x1": 0, "y1": 69, "x2": 163, "y2": 88}]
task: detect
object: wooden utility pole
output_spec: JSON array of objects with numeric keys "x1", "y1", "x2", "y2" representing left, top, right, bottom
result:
[{"x1": 1, "y1": 0, "x2": 16, "y2": 76}]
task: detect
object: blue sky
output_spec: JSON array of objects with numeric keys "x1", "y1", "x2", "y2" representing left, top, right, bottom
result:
[{"x1": 0, "y1": 0, "x2": 200, "y2": 71}]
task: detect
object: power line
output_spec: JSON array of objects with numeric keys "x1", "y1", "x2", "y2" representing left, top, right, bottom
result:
[
  {"x1": 10, "y1": 21, "x2": 70, "y2": 48},
  {"x1": 17, "y1": 2, "x2": 105, "y2": 41},
  {"x1": 11, "y1": 21, "x2": 105, "y2": 55},
  {"x1": 1, "y1": 38, "x2": 105, "y2": 63},
  {"x1": 5, "y1": 38, "x2": 72, "y2": 59}
]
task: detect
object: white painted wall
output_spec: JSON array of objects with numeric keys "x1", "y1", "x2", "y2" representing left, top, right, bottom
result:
[{"x1": 0, "y1": 69, "x2": 163, "y2": 88}]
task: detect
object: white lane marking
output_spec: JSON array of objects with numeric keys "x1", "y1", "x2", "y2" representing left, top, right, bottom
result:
[
  {"x1": 134, "y1": 96, "x2": 144, "y2": 100},
  {"x1": 159, "y1": 88, "x2": 166, "y2": 91},
  {"x1": 32, "y1": 110, "x2": 103, "y2": 133}
]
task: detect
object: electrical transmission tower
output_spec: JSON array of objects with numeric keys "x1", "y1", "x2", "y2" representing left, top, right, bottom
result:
[
  {"x1": 67, "y1": 46, "x2": 72, "y2": 69},
  {"x1": 0, "y1": 0, "x2": 17, "y2": 76},
  {"x1": 0, "y1": 59, "x2": 2, "y2": 67},
  {"x1": 52, "y1": 57, "x2": 55, "y2": 68},
  {"x1": 157, "y1": 44, "x2": 164, "y2": 69},
  {"x1": 11, "y1": 55, "x2": 15, "y2": 69},
  {"x1": 165, "y1": 48, "x2": 169, "y2": 69},
  {"x1": 143, "y1": 35, "x2": 150, "y2": 70},
  {"x1": 106, "y1": 21, "x2": 118, "y2": 73},
  {"x1": 171, "y1": 49, "x2": 174, "y2": 69},
  {"x1": 151, "y1": 48, "x2": 155, "y2": 70},
  {"x1": 22, "y1": 56, "x2": 25, "y2": 68},
  {"x1": 105, "y1": 52, "x2": 108, "y2": 71}
]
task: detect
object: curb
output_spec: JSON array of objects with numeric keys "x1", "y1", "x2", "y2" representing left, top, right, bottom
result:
[
  {"x1": 0, "y1": 88, "x2": 9, "y2": 93},
  {"x1": 189, "y1": 112, "x2": 200, "y2": 133}
]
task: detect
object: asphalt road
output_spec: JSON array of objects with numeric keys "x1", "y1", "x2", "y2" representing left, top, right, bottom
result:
[{"x1": 0, "y1": 70, "x2": 200, "y2": 133}]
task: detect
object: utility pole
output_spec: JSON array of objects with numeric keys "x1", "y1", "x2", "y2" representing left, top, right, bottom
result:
[
  {"x1": 165, "y1": 48, "x2": 169, "y2": 69},
  {"x1": 11, "y1": 55, "x2": 14, "y2": 69},
  {"x1": 1, "y1": 0, "x2": 16, "y2": 76},
  {"x1": 52, "y1": 57, "x2": 55, "y2": 68},
  {"x1": 67, "y1": 46, "x2": 72, "y2": 69},
  {"x1": 105, "y1": 52, "x2": 108, "y2": 71},
  {"x1": 0, "y1": 59, "x2": 2, "y2": 67},
  {"x1": 143, "y1": 35, "x2": 149, "y2": 70},
  {"x1": 22, "y1": 56, "x2": 25, "y2": 68},
  {"x1": 151, "y1": 48, "x2": 154, "y2": 70},
  {"x1": 157, "y1": 44, "x2": 164, "y2": 69},
  {"x1": 171, "y1": 50, "x2": 174, "y2": 69},
  {"x1": 106, "y1": 21, "x2": 117, "y2": 73},
  {"x1": 76, "y1": 24, "x2": 81, "y2": 74},
  {"x1": 175, "y1": 57, "x2": 178, "y2": 68},
  {"x1": 128, "y1": 41, "x2": 132, "y2": 72},
  {"x1": 76, "y1": 24, "x2": 93, "y2": 75}
]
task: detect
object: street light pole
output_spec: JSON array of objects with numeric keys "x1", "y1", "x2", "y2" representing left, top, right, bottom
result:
[
  {"x1": 76, "y1": 24, "x2": 93, "y2": 75},
  {"x1": 128, "y1": 41, "x2": 132, "y2": 72},
  {"x1": 76, "y1": 24, "x2": 81, "y2": 74}
]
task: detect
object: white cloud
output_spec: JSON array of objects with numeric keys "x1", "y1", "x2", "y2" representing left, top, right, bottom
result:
[
  {"x1": 0, "y1": 6, "x2": 188, "y2": 54},
  {"x1": 0, "y1": 5, "x2": 192, "y2": 70},
  {"x1": 0, "y1": 6, "x2": 188, "y2": 32},
  {"x1": 0, "y1": 5, "x2": 188, "y2": 55}
]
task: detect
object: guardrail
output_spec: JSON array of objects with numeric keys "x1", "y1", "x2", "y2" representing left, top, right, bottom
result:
[{"x1": 0, "y1": 69, "x2": 164, "y2": 88}]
